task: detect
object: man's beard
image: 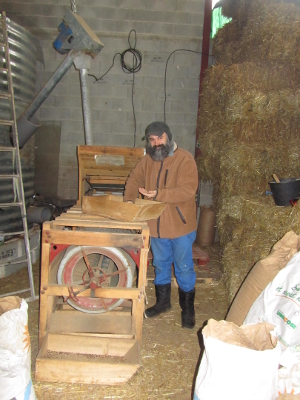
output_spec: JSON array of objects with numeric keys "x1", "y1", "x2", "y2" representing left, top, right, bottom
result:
[{"x1": 146, "y1": 138, "x2": 172, "y2": 161}]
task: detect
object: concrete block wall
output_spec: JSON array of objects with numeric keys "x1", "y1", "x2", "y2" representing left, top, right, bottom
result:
[{"x1": 3, "y1": 0, "x2": 206, "y2": 200}]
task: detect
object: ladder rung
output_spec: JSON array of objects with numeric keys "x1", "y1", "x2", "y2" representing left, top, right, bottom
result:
[
  {"x1": 0, "y1": 42, "x2": 6, "y2": 48},
  {"x1": 0, "y1": 202, "x2": 23, "y2": 207},
  {"x1": 0, "y1": 288, "x2": 31, "y2": 298},
  {"x1": 0, "y1": 174, "x2": 20, "y2": 179},
  {"x1": 0, "y1": 92, "x2": 11, "y2": 99},
  {"x1": 0, "y1": 146, "x2": 15, "y2": 151},
  {"x1": 2, "y1": 230, "x2": 25, "y2": 236},
  {"x1": 0, "y1": 119, "x2": 13, "y2": 126},
  {"x1": 0, "y1": 67, "x2": 8, "y2": 72}
]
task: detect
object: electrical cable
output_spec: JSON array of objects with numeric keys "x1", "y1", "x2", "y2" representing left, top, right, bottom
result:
[
  {"x1": 88, "y1": 29, "x2": 142, "y2": 147},
  {"x1": 89, "y1": 37, "x2": 204, "y2": 144},
  {"x1": 163, "y1": 49, "x2": 202, "y2": 123}
]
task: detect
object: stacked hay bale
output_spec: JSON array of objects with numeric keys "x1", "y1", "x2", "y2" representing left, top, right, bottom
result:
[{"x1": 197, "y1": 0, "x2": 300, "y2": 303}]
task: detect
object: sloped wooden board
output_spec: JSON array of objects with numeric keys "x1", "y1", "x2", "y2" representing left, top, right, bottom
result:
[
  {"x1": 35, "y1": 333, "x2": 141, "y2": 385},
  {"x1": 82, "y1": 194, "x2": 166, "y2": 222}
]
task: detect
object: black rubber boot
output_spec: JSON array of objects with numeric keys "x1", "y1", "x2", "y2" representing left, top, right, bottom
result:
[
  {"x1": 178, "y1": 287, "x2": 195, "y2": 329},
  {"x1": 145, "y1": 284, "x2": 171, "y2": 318}
]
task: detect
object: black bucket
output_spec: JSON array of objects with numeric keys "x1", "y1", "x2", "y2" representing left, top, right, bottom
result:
[{"x1": 269, "y1": 178, "x2": 300, "y2": 206}]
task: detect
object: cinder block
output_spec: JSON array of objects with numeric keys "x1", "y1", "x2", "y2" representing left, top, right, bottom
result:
[
  {"x1": 176, "y1": 0, "x2": 204, "y2": 14},
  {"x1": 142, "y1": 98, "x2": 165, "y2": 112},
  {"x1": 171, "y1": 100, "x2": 197, "y2": 114},
  {"x1": 172, "y1": 77, "x2": 199, "y2": 90},
  {"x1": 92, "y1": 132, "x2": 132, "y2": 147},
  {"x1": 116, "y1": 0, "x2": 147, "y2": 10},
  {"x1": 186, "y1": 89, "x2": 200, "y2": 104},
  {"x1": 21, "y1": 4, "x2": 65, "y2": 17},
  {"x1": 175, "y1": 24, "x2": 203, "y2": 38},
  {"x1": 163, "y1": 89, "x2": 185, "y2": 102},
  {"x1": 167, "y1": 113, "x2": 186, "y2": 125},
  {"x1": 60, "y1": 131, "x2": 84, "y2": 144},
  {"x1": 62, "y1": 120, "x2": 84, "y2": 134},
  {"x1": 98, "y1": 109, "x2": 126, "y2": 122},
  {"x1": 69, "y1": 109, "x2": 84, "y2": 122},
  {"x1": 132, "y1": 87, "x2": 158, "y2": 102},
  {"x1": 40, "y1": 107, "x2": 70, "y2": 120},
  {"x1": 163, "y1": 64, "x2": 188, "y2": 78},
  {"x1": 41, "y1": 95, "x2": 56, "y2": 108},
  {"x1": 88, "y1": 18, "x2": 117, "y2": 32},
  {"x1": 173, "y1": 52, "x2": 201, "y2": 67},
  {"x1": 57, "y1": 187, "x2": 78, "y2": 200},
  {"x1": 90, "y1": 98, "x2": 113, "y2": 110},
  {"x1": 147, "y1": 0, "x2": 176, "y2": 12},
  {"x1": 111, "y1": 121, "x2": 136, "y2": 134},
  {"x1": 187, "y1": 65, "x2": 201, "y2": 79},
  {"x1": 92, "y1": 120, "x2": 112, "y2": 134},
  {"x1": 58, "y1": 154, "x2": 78, "y2": 168},
  {"x1": 54, "y1": 83, "x2": 81, "y2": 97},
  {"x1": 134, "y1": 21, "x2": 177, "y2": 36},
  {"x1": 190, "y1": 12, "x2": 205, "y2": 26},
  {"x1": 185, "y1": 113, "x2": 198, "y2": 125},
  {"x1": 113, "y1": 98, "x2": 142, "y2": 112},
  {"x1": 131, "y1": 111, "x2": 156, "y2": 125},
  {"x1": 143, "y1": 76, "x2": 164, "y2": 88},
  {"x1": 59, "y1": 143, "x2": 80, "y2": 157},
  {"x1": 76, "y1": 6, "x2": 118, "y2": 20},
  {"x1": 66, "y1": 0, "x2": 109, "y2": 5},
  {"x1": 55, "y1": 96, "x2": 82, "y2": 109}
]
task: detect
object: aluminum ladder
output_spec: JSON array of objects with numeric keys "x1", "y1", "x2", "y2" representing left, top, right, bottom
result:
[{"x1": 0, "y1": 11, "x2": 36, "y2": 301}]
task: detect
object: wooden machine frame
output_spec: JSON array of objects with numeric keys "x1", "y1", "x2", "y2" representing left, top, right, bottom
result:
[{"x1": 35, "y1": 145, "x2": 149, "y2": 385}]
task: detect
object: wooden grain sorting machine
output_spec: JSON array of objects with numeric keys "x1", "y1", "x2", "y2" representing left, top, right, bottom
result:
[{"x1": 35, "y1": 145, "x2": 166, "y2": 385}]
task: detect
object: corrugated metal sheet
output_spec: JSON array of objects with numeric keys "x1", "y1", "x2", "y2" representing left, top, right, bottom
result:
[{"x1": 0, "y1": 15, "x2": 39, "y2": 233}]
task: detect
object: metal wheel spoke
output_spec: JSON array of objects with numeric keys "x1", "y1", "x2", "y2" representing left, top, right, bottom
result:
[{"x1": 81, "y1": 248, "x2": 95, "y2": 278}]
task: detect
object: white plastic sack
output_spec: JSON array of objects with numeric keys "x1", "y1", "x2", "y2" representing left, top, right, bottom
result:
[
  {"x1": 193, "y1": 319, "x2": 280, "y2": 400},
  {"x1": 244, "y1": 250, "x2": 300, "y2": 365},
  {"x1": 278, "y1": 363, "x2": 300, "y2": 396},
  {"x1": 0, "y1": 296, "x2": 36, "y2": 400}
]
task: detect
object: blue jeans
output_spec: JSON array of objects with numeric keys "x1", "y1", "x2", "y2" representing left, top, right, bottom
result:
[{"x1": 151, "y1": 231, "x2": 196, "y2": 292}]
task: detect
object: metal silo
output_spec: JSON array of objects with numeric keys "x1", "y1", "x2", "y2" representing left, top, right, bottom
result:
[{"x1": 0, "y1": 14, "x2": 40, "y2": 233}]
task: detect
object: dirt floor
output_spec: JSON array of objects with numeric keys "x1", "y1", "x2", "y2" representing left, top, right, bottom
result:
[{"x1": 0, "y1": 244, "x2": 229, "y2": 400}]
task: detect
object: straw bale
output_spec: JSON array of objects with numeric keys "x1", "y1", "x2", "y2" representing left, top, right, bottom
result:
[
  {"x1": 219, "y1": 139, "x2": 300, "y2": 198},
  {"x1": 213, "y1": 21, "x2": 244, "y2": 64},
  {"x1": 197, "y1": 0, "x2": 300, "y2": 303},
  {"x1": 197, "y1": 64, "x2": 300, "y2": 184},
  {"x1": 219, "y1": 196, "x2": 300, "y2": 302},
  {"x1": 218, "y1": 194, "x2": 300, "y2": 245},
  {"x1": 221, "y1": 0, "x2": 253, "y2": 20},
  {"x1": 214, "y1": 0, "x2": 300, "y2": 67}
]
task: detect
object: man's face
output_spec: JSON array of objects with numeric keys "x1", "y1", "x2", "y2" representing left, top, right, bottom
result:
[
  {"x1": 148, "y1": 132, "x2": 168, "y2": 147},
  {"x1": 146, "y1": 132, "x2": 171, "y2": 161}
]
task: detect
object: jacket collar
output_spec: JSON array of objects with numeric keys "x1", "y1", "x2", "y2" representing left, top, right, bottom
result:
[{"x1": 168, "y1": 141, "x2": 177, "y2": 157}]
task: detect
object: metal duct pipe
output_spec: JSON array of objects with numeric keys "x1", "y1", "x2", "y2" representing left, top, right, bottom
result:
[
  {"x1": 24, "y1": 51, "x2": 74, "y2": 121},
  {"x1": 16, "y1": 51, "x2": 75, "y2": 147},
  {"x1": 79, "y1": 68, "x2": 93, "y2": 145},
  {"x1": 27, "y1": 206, "x2": 52, "y2": 224}
]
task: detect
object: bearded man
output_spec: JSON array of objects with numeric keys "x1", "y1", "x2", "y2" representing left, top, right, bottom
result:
[{"x1": 123, "y1": 121, "x2": 199, "y2": 329}]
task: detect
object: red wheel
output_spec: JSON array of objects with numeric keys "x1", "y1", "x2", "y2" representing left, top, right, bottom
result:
[{"x1": 57, "y1": 246, "x2": 135, "y2": 313}]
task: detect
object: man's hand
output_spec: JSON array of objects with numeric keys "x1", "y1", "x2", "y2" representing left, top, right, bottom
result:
[{"x1": 139, "y1": 188, "x2": 157, "y2": 199}]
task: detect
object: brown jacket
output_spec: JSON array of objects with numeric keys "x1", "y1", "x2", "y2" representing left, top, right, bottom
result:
[{"x1": 123, "y1": 144, "x2": 198, "y2": 239}]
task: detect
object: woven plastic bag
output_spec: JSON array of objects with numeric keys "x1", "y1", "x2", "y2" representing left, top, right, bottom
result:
[
  {"x1": 193, "y1": 319, "x2": 281, "y2": 400},
  {"x1": 0, "y1": 296, "x2": 36, "y2": 400},
  {"x1": 244, "y1": 250, "x2": 300, "y2": 364}
]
